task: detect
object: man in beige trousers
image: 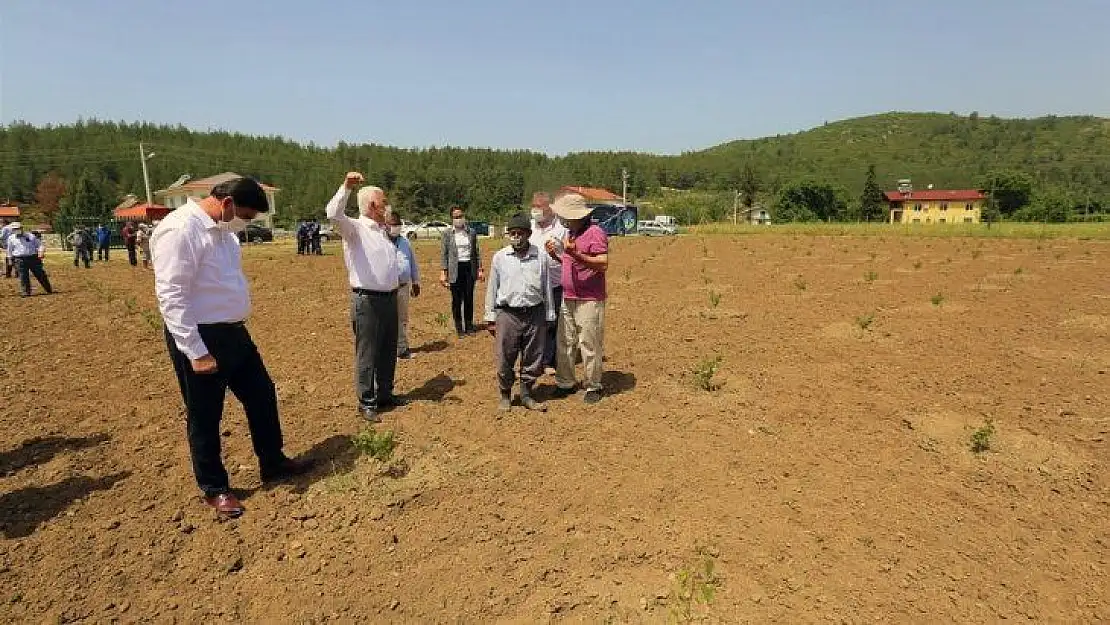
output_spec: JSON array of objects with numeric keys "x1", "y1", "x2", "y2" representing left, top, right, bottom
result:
[{"x1": 546, "y1": 194, "x2": 608, "y2": 405}]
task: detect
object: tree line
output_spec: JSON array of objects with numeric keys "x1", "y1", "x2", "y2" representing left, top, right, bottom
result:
[{"x1": 2, "y1": 111, "x2": 1108, "y2": 228}]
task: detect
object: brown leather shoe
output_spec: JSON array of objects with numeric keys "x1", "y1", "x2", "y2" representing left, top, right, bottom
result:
[{"x1": 204, "y1": 493, "x2": 244, "y2": 519}]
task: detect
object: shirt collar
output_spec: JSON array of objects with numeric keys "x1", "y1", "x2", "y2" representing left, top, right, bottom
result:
[
  {"x1": 510, "y1": 244, "x2": 539, "y2": 259},
  {"x1": 187, "y1": 199, "x2": 219, "y2": 230}
]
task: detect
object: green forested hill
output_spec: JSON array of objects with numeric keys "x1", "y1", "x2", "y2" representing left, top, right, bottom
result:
[{"x1": 1, "y1": 112, "x2": 1108, "y2": 226}]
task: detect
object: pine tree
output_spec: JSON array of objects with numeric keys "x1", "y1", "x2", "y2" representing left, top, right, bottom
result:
[{"x1": 859, "y1": 164, "x2": 887, "y2": 222}]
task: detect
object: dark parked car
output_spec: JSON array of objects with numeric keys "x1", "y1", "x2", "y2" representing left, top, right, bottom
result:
[
  {"x1": 238, "y1": 223, "x2": 273, "y2": 243},
  {"x1": 470, "y1": 220, "x2": 490, "y2": 236},
  {"x1": 588, "y1": 203, "x2": 639, "y2": 236}
]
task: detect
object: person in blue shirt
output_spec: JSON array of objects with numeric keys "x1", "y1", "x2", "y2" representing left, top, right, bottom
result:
[
  {"x1": 387, "y1": 211, "x2": 421, "y2": 359},
  {"x1": 95, "y1": 223, "x2": 111, "y2": 261}
]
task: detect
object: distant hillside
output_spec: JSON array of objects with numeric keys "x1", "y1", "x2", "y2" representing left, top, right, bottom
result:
[{"x1": 1, "y1": 112, "x2": 1108, "y2": 225}]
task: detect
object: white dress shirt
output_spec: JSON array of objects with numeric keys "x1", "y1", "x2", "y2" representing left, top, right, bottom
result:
[
  {"x1": 530, "y1": 217, "x2": 568, "y2": 290},
  {"x1": 151, "y1": 200, "x2": 251, "y2": 360},
  {"x1": 6, "y1": 232, "x2": 43, "y2": 257},
  {"x1": 325, "y1": 186, "x2": 400, "y2": 291}
]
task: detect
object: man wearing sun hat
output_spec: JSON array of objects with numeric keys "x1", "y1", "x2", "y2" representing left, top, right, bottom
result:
[
  {"x1": 545, "y1": 193, "x2": 609, "y2": 404},
  {"x1": 4, "y1": 222, "x2": 53, "y2": 297}
]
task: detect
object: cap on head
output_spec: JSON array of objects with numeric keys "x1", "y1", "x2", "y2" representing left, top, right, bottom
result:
[
  {"x1": 550, "y1": 193, "x2": 592, "y2": 220},
  {"x1": 9, "y1": 221, "x2": 22, "y2": 230},
  {"x1": 506, "y1": 213, "x2": 532, "y2": 234}
]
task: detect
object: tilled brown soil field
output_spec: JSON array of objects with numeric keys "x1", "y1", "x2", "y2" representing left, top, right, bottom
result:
[{"x1": 1, "y1": 234, "x2": 1107, "y2": 623}]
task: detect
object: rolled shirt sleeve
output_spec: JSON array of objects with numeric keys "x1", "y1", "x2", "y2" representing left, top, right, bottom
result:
[{"x1": 151, "y1": 227, "x2": 209, "y2": 359}]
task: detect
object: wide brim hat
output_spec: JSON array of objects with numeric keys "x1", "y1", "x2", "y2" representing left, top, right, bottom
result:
[{"x1": 551, "y1": 193, "x2": 592, "y2": 220}]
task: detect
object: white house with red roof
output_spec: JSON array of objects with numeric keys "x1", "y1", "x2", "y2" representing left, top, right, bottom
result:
[
  {"x1": 155, "y1": 172, "x2": 280, "y2": 228},
  {"x1": 884, "y1": 181, "x2": 986, "y2": 224}
]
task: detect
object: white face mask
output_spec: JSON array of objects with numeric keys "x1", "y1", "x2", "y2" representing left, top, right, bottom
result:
[
  {"x1": 220, "y1": 202, "x2": 249, "y2": 233},
  {"x1": 508, "y1": 234, "x2": 527, "y2": 249},
  {"x1": 453, "y1": 218, "x2": 466, "y2": 229},
  {"x1": 530, "y1": 209, "x2": 544, "y2": 222},
  {"x1": 389, "y1": 225, "x2": 402, "y2": 237}
]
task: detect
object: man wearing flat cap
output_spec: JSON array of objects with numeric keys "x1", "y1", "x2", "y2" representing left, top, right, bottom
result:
[{"x1": 484, "y1": 213, "x2": 556, "y2": 412}]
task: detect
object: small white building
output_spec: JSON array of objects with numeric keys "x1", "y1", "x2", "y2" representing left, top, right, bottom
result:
[
  {"x1": 742, "y1": 205, "x2": 772, "y2": 225},
  {"x1": 155, "y1": 172, "x2": 280, "y2": 228}
]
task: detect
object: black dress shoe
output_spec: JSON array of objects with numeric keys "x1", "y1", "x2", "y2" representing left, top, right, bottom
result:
[
  {"x1": 260, "y1": 456, "x2": 314, "y2": 483},
  {"x1": 551, "y1": 385, "x2": 578, "y2": 399}
]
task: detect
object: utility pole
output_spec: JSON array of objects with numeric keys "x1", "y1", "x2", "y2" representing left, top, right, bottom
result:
[
  {"x1": 621, "y1": 168, "x2": 628, "y2": 204},
  {"x1": 139, "y1": 142, "x2": 155, "y2": 206},
  {"x1": 733, "y1": 189, "x2": 741, "y2": 225}
]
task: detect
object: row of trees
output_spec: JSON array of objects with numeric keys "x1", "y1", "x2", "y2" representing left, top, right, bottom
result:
[{"x1": 2, "y1": 113, "x2": 1109, "y2": 227}]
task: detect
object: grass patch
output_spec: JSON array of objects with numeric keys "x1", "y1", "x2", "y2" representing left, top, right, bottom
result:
[
  {"x1": 433, "y1": 312, "x2": 449, "y2": 328},
  {"x1": 863, "y1": 270, "x2": 878, "y2": 283},
  {"x1": 970, "y1": 419, "x2": 996, "y2": 454},
  {"x1": 352, "y1": 428, "x2": 396, "y2": 462},
  {"x1": 793, "y1": 276, "x2": 807, "y2": 291},
  {"x1": 931, "y1": 293, "x2": 945, "y2": 306},
  {"x1": 667, "y1": 548, "x2": 721, "y2": 623},
  {"x1": 692, "y1": 356, "x2": 722, "y2": 392},
  {"x1": 855, "y1": 312, "x2": 875, "y2": 331},
  {"x1": 708, "y1": 290, "x2": 721, "y2": 308}
]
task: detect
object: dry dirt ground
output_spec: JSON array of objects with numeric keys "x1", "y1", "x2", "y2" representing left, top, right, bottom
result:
[{"x1": 1, "y1": 234, "x2": 1107, "y2": 623}]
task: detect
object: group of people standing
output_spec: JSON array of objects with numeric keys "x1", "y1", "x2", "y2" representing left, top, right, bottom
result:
[
  {"x1": 146, "y1": 173, "x2": 609, "y2": 519},
  {"x1": 296, "y1": 219, "x2": 323, "y2": 255},
  {"x1": 1, "y1": 219, "x2": 53, "y2": 297},
  {"x1": 65, "y1": 222, "x2": 151, "y2": 269}
]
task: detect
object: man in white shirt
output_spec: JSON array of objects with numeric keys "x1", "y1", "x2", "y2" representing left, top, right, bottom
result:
[
  {"x1": 529, "y1": 192, "x2": 568, "y2": 371},
  {"x1": 151, "y1": 177, "x2": 309, "y2": 519},
  {"x1": 325, "y1": 172, "x2": 407, "y2": 423},
  {"x1": 1, "y1": 219, "x2": 14, "y2": 279},
  {"x1": 5, "y1": 222, "x2": 53, "y2": 297}
]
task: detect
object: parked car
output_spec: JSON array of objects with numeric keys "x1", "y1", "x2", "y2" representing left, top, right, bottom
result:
[
  {"x1": 318, "y1": 224, "x2": 336, "y2": 242},
  {"x1": 403, "y1": 221, "x2": 451, "y2": 241},
  {"x1": 589, "y1": 203, "x2": 639, "y2": 236},
  {"x1": 237, "y1": 223, "x2": 273, "y2": 244},
  {"x1": 469, "y1": 220, "x2": 490, "y2": 236},
  {"x1": 637, "y1": 220, "x2": 677, "y2": 236}
]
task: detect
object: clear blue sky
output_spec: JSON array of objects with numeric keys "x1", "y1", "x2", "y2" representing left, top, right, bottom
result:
[{"x1": 2, "y1": 0, "x2": 1107, "y2": 154}]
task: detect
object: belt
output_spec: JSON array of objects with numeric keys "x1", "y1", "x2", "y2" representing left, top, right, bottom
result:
[
  {"x1": 352, "y1": 287, "x2": 398, "y2": 297},
  {"x1": 498, "y1": 304, "x2": 542, "y2": 313},
  {"x1": 198, "y1": 321, "x2": 245, "y2": 329}
]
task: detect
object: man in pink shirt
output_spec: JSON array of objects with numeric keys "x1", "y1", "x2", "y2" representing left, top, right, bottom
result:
[{"x1": 546, "y1": 193, "x2": 609, "y2": 404}]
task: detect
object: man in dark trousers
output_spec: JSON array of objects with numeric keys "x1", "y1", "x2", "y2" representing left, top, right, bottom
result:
[
  {"x1": 68, "y1": 227, "x2": 92, "y2": 268},
  {"x1": 325, "y1": 172, "x2": 406, "y2": 423},
  {"x1": 309, "y1": 219, "x2": 323, "y2": 255},
  {"x1": 122, "y1": 221, "x2": 138, "y2": 266},
  {"x1": 440, "y1": 206, "x2": 484, "y2": 338},
  {"x1": 151, "y1": 177, "x2": 311, "y2": 519},
  {"x1": 95, "y1": 223, "x2": 111, "y2": 261},
  {"x1": 484, "y1": 213, "x2": 556, "y2": 412},
  {"x1": 5, "y1": 223, "x2": 53, "y2": 296}
]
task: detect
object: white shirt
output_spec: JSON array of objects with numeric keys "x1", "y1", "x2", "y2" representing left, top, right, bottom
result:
[
  {"x1": 454, "y1": 230, "x2": 472, "y2": 262},
  {"x1": 530, "y1": 217, "x2": 567, "y2": 290},
  {"x1": 6, "y1": 232, "x2": 42, "y2": 257},
  {"x1": 483, "y1": 244, "x2": 555, "y2": 323},
  {"x1": 325, "y1": 186, "x2": 400, "y2": 291},
  {"x1": 151, "y1": 201, "x2": 251, "y2": 360}
]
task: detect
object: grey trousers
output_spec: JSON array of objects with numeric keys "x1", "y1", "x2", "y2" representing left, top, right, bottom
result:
[
  {"x1": 351, "y1": 290, "x2": 399, "y2": 409},
  {"x1": 495, "y1": 306, "x2": 546, "y2": 393}
]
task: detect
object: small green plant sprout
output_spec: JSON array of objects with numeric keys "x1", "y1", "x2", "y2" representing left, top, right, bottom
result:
[
  {"x1": 1014, "y1": 267, "x2": 1024, "y2": 275},
  {"x1": 667, "y1": 547, "x2": 721, "y2": 623},
  {"x1": 930, "y1": 293, "x2": 945, "y2": 307},
  {"x1": 708, "y1": 290, "x2": 721, "y2": 308},
  {"x1": 623, "y1": 268, "x2": 632, "y2": 281},
  {"x1": 855, "y1": 312, "x2": 876, "y2": 331},
  {"x1": 434, "y1": 312, "x2": 449, "y2": 327},
  {"x1": 864, "y1": 270, "x2": 878, "y2": 282},
  {"x1": 869, "y1": 251, "x2": 878, "y2": 262},
  {"x1": 971, "y1": 249, "x2": 982, "y2": 260},
  {"x1": 913, "y1": 260, "x2": 923, "y2": 270},
  {"x1": 124, "y1": 296, "x2": 138, "y2": 314},
  {"x1": 692, "y1": 356, "x2": 723, "y2": 391},
  {"x1": 352, "y1": 428, "x2": 396, "y2": 461},
  {"x1": 970, "y1": 419, "x2": 995, "y2": 454},
  {"x1": 141, "y1": 309, "x2": 162, "y2": 331},
  {"x1": 793, "y1": 276, "x2": 807, "y2": 291}
]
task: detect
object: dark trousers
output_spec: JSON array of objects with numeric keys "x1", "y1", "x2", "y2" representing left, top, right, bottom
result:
[
  {"x1": 311, "y1": 237, "x2": 322, "y2": 255},
  {"x1": 544, "y1": 286, "x2": 563, "y2": 368},
  {"x1": 126, "y1": 243, "x2": 137, "y2": 266},
  {"x1": 73, "y1": 247, "x2": 91, "y2": 268},
  {"x1": 165, "y1": 324, "x2": 284, "y2": 497},
  {"x1": 450, "y1": 261, "x2": 476, "y2": 333},
  {"x1": 4, "y1": 256, "x2": 13, "y2": 278},
  {"x1": 13, "y1": 256, "x2": 52, "y2": 296},
  {"x1": 97, "y1": 242, "x2": 110, "y2": 261},
  {"x1": 297, "y1": 237, "x2": 307, "y2": 255},
  {"x1": 495, "y1": 306, "x2": 546, "y2": 393},
  {"x1": 351, "y1": 290, "x2": 399, "y2": 409}
]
